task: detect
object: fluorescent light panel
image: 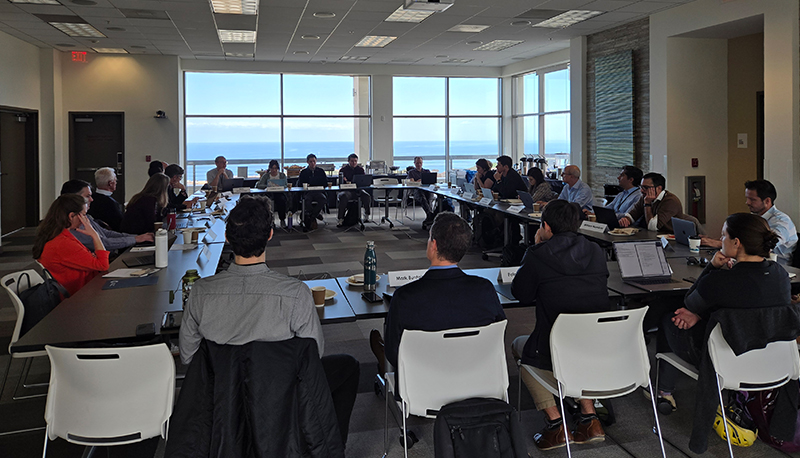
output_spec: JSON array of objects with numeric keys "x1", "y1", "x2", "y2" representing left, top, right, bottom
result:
[
  {"x1": 442, "y1": 58, "x2": 472, "y2": 63},
  {"x1": 10, "y1": 0, "x2": 61, "y2": 4},
  {"x1": 447, "y1": 24, "x2": 489, "y2": 33},
  {"x1": 218, "y1": 29, "x2": 256, "y2": 43},
  {"x1": 385, "y1": 6, "x2": 433, "y2": 23},
  {"x1": 225, "y1": 52, "x2": 253, "y2": 57},
  {"x1": 404, "y1": 0, "x2": 453, "y2": 12},
  {"x1": 340, "y1": 55, "x2": 369, "y2": 61},
  {"x1": 50, "y1": 22, "x2": 106, "y2": 38},
  {"x1": 355, "y1": 35, "x2": 396, "y2": 48},
  {"x1": 533, "y1": 10, "x2": 603, "y2": 28},
  {"x1": 473, "y1": 40, "x2": 523, "y2": 51},
  {"x1": 211, "y1": 0, "x2": 258, "y2": 15},
  {"x1": 93, "y1": 47, "x2": 127, "y2": 53}
]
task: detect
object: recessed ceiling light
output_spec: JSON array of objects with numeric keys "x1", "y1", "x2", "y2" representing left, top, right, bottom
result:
[
  {"x1": 50, "y1": 22, "x2": 106, "y2": 38},
  {"x1": 447, "y1": 24, "x2": 490, "y2": 33},
  {"x1": 473, "y1": 40, "x2": 523, "y2": 51},
  {"x1": 442, "y1": 58, "x2": 472, "y2": 64},
  {"x1": 293, "y1": 50, "x2": 309, "y2": 55},
  {"x1": 404, "y1": 0, "x2": 453, "y2": 12},
  {"x1": 466, "y1": 40, "x2": 482, "y2": 45},
  {"x1": 313, "y1": 12, "x2": 335, "y2": 18},
  {"x1": 106, "y1": 27, "x2": 126, "y2": 32},
  {"x1": 9, "y1": 0, "x2": 61, "y2": 3},
  {"x1": 70, "y1": 0, "x2": 96, "y2": 5},
  {"x1": 340, "y1": 55, "x2": 369, "y2": 61},
  {"x1": 301, "y1": 34, "x2": 320, "y2": 40},
  {"x1": 511, "y1": 20, "x2": 531, "y2": 26},
  {"x1": 92, "y1": 47, "x2": 127, "y2": 53},
  {"x1": 218, "y1": 29, "x2": 256, "y2": 43},
  {"x1": 225, "y1": 52, "x2": 254, "y2": 57},
  {"x1": 385, "y1": 6, "x2": 434, "y2": 23},
  {"x1": 533, "y1": 10, "x2": 603, "y2": 28},
  {"x1": 355, "y1": 35, "x2": 396, "y2": 47},
  {"x1": 211, "y1": 0, "x2": 258, "y2": 15}
]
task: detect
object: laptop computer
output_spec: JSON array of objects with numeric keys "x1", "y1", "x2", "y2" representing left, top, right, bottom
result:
[
  {"x1": 517, "y1": 190, "x2": 535, "y2": 209},
  {"x1": 593, "y1": 206, "x2": 620, "y2": 230},
  {"x1": 421, "y1": 172, "x2": 437, "y2": 185},
  {"x1": 123, "y1": 254, "x2": 155, "y2": 268},
  {"x1": 613, "y1": 240, "x2": 693, "y2": 292},
  {"x1": 354, "y1": 174, "x2": 374, "y2": 188},
  {"x1": 219, "y1": 177, "x2": 244, "y2": 192},
  {"x1": 672, "y1": 217, "x2": 697, "y2": 246},
  {"x1": 258, "y1": 178, "x2": 286, "y2": 189},
  {"x1": 481, "y1": 187, "x2": 496, "y2": 201}
]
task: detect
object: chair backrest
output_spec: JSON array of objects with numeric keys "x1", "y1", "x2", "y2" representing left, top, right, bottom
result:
[
  {"x1": 550, "y1": 307, "x2": 650, "y2": 399},
  {"x1": 1, "y1": 269, "x2": 45, "y2": 352},
  {"x1": 398, "y1": 320, "x2": 508, "y2": 418},
  {"x1": 44, "y1": 343, "x2": 175, "y2": 446},
  {"x1": 373, "y1": 177, "x2": 398, "y2": 200},
  {"x1": 707, "y1": 323, "x2": 800, "y2": 391}
]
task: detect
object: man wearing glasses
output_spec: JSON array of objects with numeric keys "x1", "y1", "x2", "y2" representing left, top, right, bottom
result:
[
  {"x1": 618, "y1": 172, "x2": 689, "y2": 233},
  {"x1": 606, "y1": 166, "x2": 643, "y2": 219},
  {"x1": 555, "y1": 165, "x2": 594, "y2": 212}
]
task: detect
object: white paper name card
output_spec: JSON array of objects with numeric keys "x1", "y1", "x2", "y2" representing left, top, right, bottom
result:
[
  {"x1": 463, "y1": 192, "x2": 475, "y2": 200},
  {"x1": 265, "y1": 186, "x2": 284, "y2": 192},
  {"x1": 497, "y1": 267, "x2": 520, "y2": 283},
  {"x1": 233, "y1": 187, "x2": 250, "y2": 194},
  {"x1": 388, "y1": 269, "x2": 428, "y2": 287},
  {"x1": 340, "y1": 183, "x2": 357, "y2": 189},
  {"x1": 204, "y1": 228, "x2": 217, "y2": 243},
  {"x1": 197, "y1": 244, "x2": 211, "y2": 263},
  {"x1": 308, "y1": 186, "x2": 326, "y2": 191},
  {"x1": 479, "y1": 197, "x2": 493, "y2": 206},
  {"x1": 507, "y1": 205, "x2": 525, "y2": 214},
  {"x1": 580, "y1": 221, "x2": 608, "y2": 234},
  {"x1": 218, "y1": 197, "x2": 229, "y2": 207}
]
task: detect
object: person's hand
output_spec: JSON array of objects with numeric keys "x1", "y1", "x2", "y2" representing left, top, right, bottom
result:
[
  {"x1": 75, "y1": 214, "x2": 99, "y2": 239},
  {"x1": 174, "y1": 181, "x2": 187, "y2": 191},
  {"x1": 534, "y1": 226, "x2": 545, "y2": 245},
  {"x1": 618, "y1": 217, "x2": 631, "y2": 228},
  {"x1": 710, "y1": 250, "x2": 735, "y2": 269},
  {"x1": 672, "y1": 307, "x2": 700, "y2": 330},
  {"x1": 494, "y1": 171, "x2": 502, "y2": 181},
  {"x1": 700, "y1": 237, "x2": 722, "y2": 249},
  {"x1": 188, "y1": 197, "x2": 200, "y2": 206},
  {"x1": 135, "y1": 233, "x2": 155, "y2": 243},
  {"x1": 583, "y1": 209, "x2": 593, "y2": 216},
  {"x1": 791, "y1": 294, "x2": 800, "y2": 305},
  {"x1": 643, "y1": 186, "x2": 658, "y2": 204}
]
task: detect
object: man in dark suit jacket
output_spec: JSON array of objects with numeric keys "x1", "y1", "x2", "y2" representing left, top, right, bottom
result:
[
  {"x1": 88, "y1": 167, "x2": 124, "y2": 231},
  {"x1": 374, "y1": 212, "x2": 506, "y2": 372},
  {"x1": 296, "y1": 153, "x2": 329, "y2": 232}
]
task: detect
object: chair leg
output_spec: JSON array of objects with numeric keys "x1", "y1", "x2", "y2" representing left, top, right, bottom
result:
[
  {"x1": 647, "y1": 383, "x2": 668, "y2": 458},
  {"x1": 42, "y1": 428, "x2": 48, "y2": 458},
  {"x1": 13, "y1": 357, "x2": 48, "y2": 401},
  {"x1": 402, "y1": 401, "x2": 409, "y2": 458},
  {"x1": 383, "y1": 379, "x2": 389, "y2": 458},
  {"x1": 516, "y1": 359, "x2": 522, "y2": 422},
  {"x1": 557, "y1": 383, "x2": 572, "y2": 458},
  {"x1": 716, "y1": 375, "x2": 735, "y2": 458}
]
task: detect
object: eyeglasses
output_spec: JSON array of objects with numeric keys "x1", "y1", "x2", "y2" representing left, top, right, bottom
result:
[{"x1": 641, "y1": 185, "x2": 655, "y2": 190}]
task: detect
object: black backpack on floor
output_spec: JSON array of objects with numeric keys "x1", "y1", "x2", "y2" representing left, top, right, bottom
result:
[{"x1": 434, "y1": 397, "x2": 527, "y2": 458}]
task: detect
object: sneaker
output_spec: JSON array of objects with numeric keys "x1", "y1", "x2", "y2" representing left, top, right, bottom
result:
[
  {"x1": 572, "y1": 416, "x2": 605, "y2": 444},
  {"x1": 534, "y1": 422, "x2": 573, "y2": 451},
  {"x1": 337, "y1": 219, "x2": 344, "y2": 227}
]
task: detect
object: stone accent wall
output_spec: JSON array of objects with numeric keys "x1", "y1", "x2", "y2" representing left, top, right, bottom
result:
[{"x1": 586, "y1": 18, "x2": 650, "y2": 198}]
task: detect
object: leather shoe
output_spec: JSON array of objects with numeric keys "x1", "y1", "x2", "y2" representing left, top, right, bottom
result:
[
  {"x1": 572, "y1": 417, "x2": 605, "y2": 444},
  {"x1": 370, "y1": 329, "x2": 386, "y2": 376},
  {"x1": 534, "y1": 422, "x2": 573, "y2": 451}
]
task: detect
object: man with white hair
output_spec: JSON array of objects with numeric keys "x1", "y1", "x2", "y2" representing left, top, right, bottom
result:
[{"x1": 88, "y1": 167, "x2": 124, "y2": 231}]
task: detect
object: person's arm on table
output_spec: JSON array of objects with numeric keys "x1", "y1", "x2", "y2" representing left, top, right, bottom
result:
[
  {"x1": 511, "y1": 243, "x2": 540, "y2": 302},
  {"x1": 291, "y1": 285, "x2": 324, "y2": 356}
]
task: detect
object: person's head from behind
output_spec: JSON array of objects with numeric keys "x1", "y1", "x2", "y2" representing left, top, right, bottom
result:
[
  {"x1": 527, "y1": 167, "x2": 545, "y2": 187},
  {"x1": 475, "y1": 158, "x2": 492, "y2": 175},
  {"x1": 164, "y1": 164, "x2": 184, "y2": 186},
  {"x1": 307, "y1": 154, "x2": 317, "y2": 169},
  {"x1": 539, "y1": 200, "x2": 580, "y2": 241},
  {"x1": 495, "y1": 156, "x2": 513, "y2": 175},
  {"x1": 744, "y1": 180, "x2": 777, "y2": 216},
  {"x1": 561, "y1": 165, "x2": 581, "y2": 187},
  {"x1": 268, "y1": 159, "x2": 280, "y2": 175},
  {"x1": 721, "y1": 212, "x2": 779, "y2": 259},
  {"x1": 130, "y1": 173, "x2": 170, "y2": 209},
  {"x1": 427, "y1": 212, "x2": 472, "y2": 264},
  {"x1": 95, "y1": 167, "x2": 117, "y2": 192},
  {"x1": 641, "y1": 172, "x2": 666, "y2": 196},
  {"x1": 215, "y1": 156, "x2": 227, "y2": 169},
  {"x1": 148, "y1": 161, "x2": 164, "y2": 177},
  {"x1": 225, "y1": 196, "x2": 274, "y2": 259},
  {"x1": 619, "y1": 166, "x2": 643, "y2": 189},
  {"x1": 60, "y1": 179, "x2": 93, "y2": 207},
  {"x1": 414, "y1": 156, "x2": 423, "y2": 171},
  {"x1": 33, "y1": 194, "x2": 87, "y2": 258},
  {"x1": 348, "y1": 153, "x2": 358, "y2": 168}
]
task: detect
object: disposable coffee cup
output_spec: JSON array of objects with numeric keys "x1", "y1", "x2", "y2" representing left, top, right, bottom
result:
[
  {"x1": 190, "y1": 230, "x2": 199, "y2": 244},
  {"x1": 688, "y1": 235, "x2": 701, "y2": 253},
  {"x1": 287, "y1": 183, "x2": 293, "y2": 190},
  {"x1": 311, "y1": 286, "x2": 326, "y2": 306},
  {"x1": 303, "y1": 183, "x2": 309, "y2": 190},
  {"x1": 154, "y1": 222, "x2": 163, "y2": 232},
  {"x1": 588, "y1": 214, "x2": 596, "y2": 222},
  {"x1": 533, "y1": 203, "x2": 540, "y2": 211}
]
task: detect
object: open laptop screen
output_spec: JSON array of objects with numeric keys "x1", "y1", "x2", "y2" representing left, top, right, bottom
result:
[{"x1": 614, "y1": 241, "x2": 673, "y2": 279}]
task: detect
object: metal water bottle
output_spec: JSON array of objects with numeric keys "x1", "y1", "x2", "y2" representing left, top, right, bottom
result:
[
  {"x1": 155, "y1": 228, "x2": 168, "y2": 268},
  {"x1": 181, "y1": 269, "x2": 200, "y2": 308},
  {"x1": 363, "y1": 241, "x2": 377, "y2": 292}
]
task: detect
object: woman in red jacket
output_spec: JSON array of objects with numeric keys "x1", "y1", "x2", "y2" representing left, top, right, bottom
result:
[{"x1": 34, "y1": 194, "x2": 109, "y2": 296}]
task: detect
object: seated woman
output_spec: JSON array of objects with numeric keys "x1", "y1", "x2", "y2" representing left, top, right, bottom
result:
[
  {"x1": 121, "y1": 173, "x2": 169, "y2": 235},
  {"x1": 256, "y1": 159, "x2": 289, "y2": 227},
  {"x1": 527, "y1": 167, "x2": 557, "y2": 203},
  {"x1": 35, "y1": 194, "x2": 109, "y2": 295},
  {"x1": 472, "y1": 158, "x2": 496, "y2": 192},
  {"x1": 165, "y1": 164, "x2": 200, "y2": 211}
]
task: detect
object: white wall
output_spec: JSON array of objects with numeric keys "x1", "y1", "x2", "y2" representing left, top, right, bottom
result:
[
  {"x1": 651, "y1": 0, "x2": 800, "y2": 228},
  {"x1": 666, "y1": 38, "x2": 728, "y2": 235}
]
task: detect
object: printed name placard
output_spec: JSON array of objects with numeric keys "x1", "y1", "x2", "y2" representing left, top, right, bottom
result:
[
  {"x1": 479, "y1": 197, "x2": 493, "y2": 206},
  {"x1": 218, "y1": 197, "x2": 229, "y2": 207},
  {"x1": 204, "y1": 228, "x2": 217, "y2": 243},
  {"x1": 232, "y1": 187, "x2": 250, "y2": 194},
  {"x1": 388, "y1": 269, "x2": 428, "y2": 287},
  {"x1": 497, "y1": 266, "x2": 519, "y2": 283},
  {"x1": 340, "y1": 183, "x2": 357, "y2": 189},
  {"x1": 507, "y1": 205, "x2": 525, "y2": 214},
  {"x1": 580, "y1": 221, "x2": 608, "y2": 234},
  {"x1": 197, "y1": 244, "x2": 211, "y2": 263},
  {"x1": 463, "y1": 192, "x2": 475, "y2": 200},
  {"x1": 307, "y1": 186, "x2": 325, "y2": 191},
  {"x1": 265, "y1": 186, "x2": 284, "y2": 192}
]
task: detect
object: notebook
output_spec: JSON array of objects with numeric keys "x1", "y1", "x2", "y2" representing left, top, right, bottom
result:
[{"x1": 613, "y1": 240, "x2": 692, "y2": 292}]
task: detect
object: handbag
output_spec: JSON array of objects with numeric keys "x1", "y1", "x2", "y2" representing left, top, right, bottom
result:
[{"x1": 17, "y1": 269, "x2": 69, "y2": 337}]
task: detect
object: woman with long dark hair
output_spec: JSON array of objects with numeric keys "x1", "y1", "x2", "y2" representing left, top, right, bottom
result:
[
  {"x1": 121, "y1": 173, "x2": 170, "y2": 234},
  {"x1": 35, "y1": 194, "x2": 109, "y2": 295},
  {"x1": 526, "y1": 167, "x2": 556, "y2": 203},
  {"x1": 473, "y1": 159, "x2": 496, "y2": 191}
]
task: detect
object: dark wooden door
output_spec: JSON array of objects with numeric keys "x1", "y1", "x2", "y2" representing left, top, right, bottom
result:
[
  {"x1": 70, "y1": 113, "x2": 125, "y2": 203},
  {"x1": 0, "y1": 110, "x2": 38, "y2": 234}
]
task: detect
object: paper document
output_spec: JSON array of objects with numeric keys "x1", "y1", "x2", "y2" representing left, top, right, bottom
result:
[
  {"x1": 103, "y1": 268, "x2": 159, "y2": 278},
  {"x1": 170, "y1": 244, "x2": 197, "y2": 251},
  {"x1": 130, "y1": 246, "x2": 156, "y2": 253}
]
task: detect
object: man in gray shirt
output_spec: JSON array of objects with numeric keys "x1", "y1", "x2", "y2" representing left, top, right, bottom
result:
[
  {"x1": 179, "y1": 195, "x2": 359, "y2": 446},
  {"x1": 60, "y1": 180, "x2": 153, "y2": 251},
  {"x1": 206, "y1": 155, "x2": 234, "y2": 189}
]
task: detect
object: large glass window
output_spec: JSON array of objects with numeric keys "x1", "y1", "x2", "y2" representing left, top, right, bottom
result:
[
  {"x1": 184, "y1": 73, "x2": 370, "y2": 192},
  {"x1": 393, "y1": 76, "x2": 501, "y2": 179},
  {"x1": 513, "y1": 66, "x2": 570, "y2": 171}
]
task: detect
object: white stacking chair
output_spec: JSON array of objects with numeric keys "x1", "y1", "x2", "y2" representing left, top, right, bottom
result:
[
  {"x1": 520, "y1": 307, "x2": 666, "y2": 458},
  {"x1": 373, "y1": 177, "x2": 401, "y2": 224},
  {"x1": 383, "y1": 320, "x2": 509, "y2": 458},
  {"x1": 657, "y1": 324, "x2": 800, "y2": 458},
  {"x1": 42, "y1": 343, "x2": 175, "y2": 457},
  {"x1": 1, "y1": 269, "x2": 49, "y2": 400}
]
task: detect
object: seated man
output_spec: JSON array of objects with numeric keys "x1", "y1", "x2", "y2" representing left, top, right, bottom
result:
[
  {"x1": 511, "y1": 200, "x2": 610, "y2": 450},
  {"x1": 296, "y1": 153, "x2": 329, "y2": 231},
  {"x1": 371, "y1": 212, "x2": 506, "y2": 375},
  {"x1": 88, "y1": 167, "x2": 124, "y2": 231},
  {"x1": 606, "y1": 165, "x2": 643, "y2": 219},
  {"x1": 618, "y1": 172, "x2": 692, "y2": 233},
  {"x1": 165, "y1": 164, "x2": 199, "y2": 211},
  {"x1": 61, "y1": 180, "x2": 153, "y2": 251},
  {"x1": 206, "y1": 155, "x2": 233, "y2": 189},
  {"x1": 336, "y1": 153, "x2": 370, "y2": 227},
  {"x1": 554, "y1": 165, "x2": 593, "y2": 212},
  {"x1": 180, "y1": 196, "x2": 359, "y2": 446},
  {"x1": 406, "y1": 156, "x2": 436, "y2": 228},
  {"x1": 492, "y1": 155, "x2": 528, "y2": 199},
  {"x1": 701, "y1": 179, "x2": 798, "y2": 265}
]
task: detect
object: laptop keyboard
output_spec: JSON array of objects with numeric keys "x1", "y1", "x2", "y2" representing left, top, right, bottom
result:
[{"x1": 634, "y1": 278, "x2": 680, "y2": 285}]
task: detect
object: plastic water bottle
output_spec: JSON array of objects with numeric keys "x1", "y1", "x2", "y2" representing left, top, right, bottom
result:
[
  {"x1": 155, "y1": 228, "x2": 168, "y2": 268},
  {"x1": 364, "y1": 241, "x2": 377, "y2": 292},
  {"x1": 287, "y1": 211, "x2": 293, "y2": 229}
]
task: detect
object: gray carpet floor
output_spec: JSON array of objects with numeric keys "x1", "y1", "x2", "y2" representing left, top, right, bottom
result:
[{"x1": 1, "y1": 207, "x2": 799, "y2": 457}]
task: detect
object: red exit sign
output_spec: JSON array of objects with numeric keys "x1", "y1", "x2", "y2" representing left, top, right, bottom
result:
[{"x1": 71, "y1": 51, "x2": 87, "y2": 63}]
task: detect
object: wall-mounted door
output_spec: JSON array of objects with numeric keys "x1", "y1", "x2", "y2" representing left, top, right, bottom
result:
[
  {"x1": 0, "y1": 110, "x2": 39, "y2": 234},
  {"x1": 70, "y1": 112, "x2": 125, "y2": 203}
]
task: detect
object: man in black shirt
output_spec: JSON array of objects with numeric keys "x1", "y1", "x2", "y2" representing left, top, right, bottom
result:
[
  {"x1": 296, "y1": 153, "x2": 329, "y2": 231},
  {"x1": 336, "y1": 153, "x2": 370, "y2": 227},
  {"x1": 492, "y1": 155, "x2": 528, "y2": 199}
]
